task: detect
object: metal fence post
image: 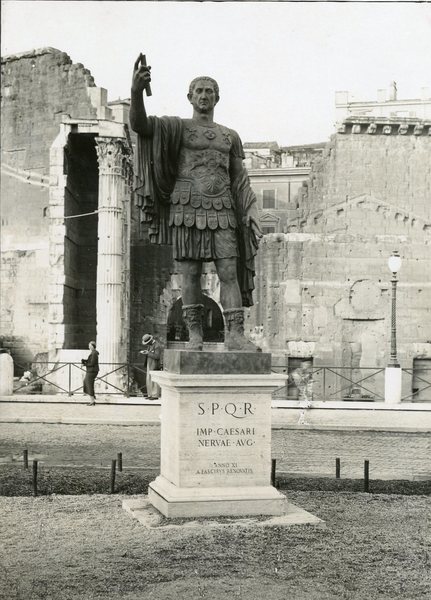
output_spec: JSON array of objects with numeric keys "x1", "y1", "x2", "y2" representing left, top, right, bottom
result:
[
  {"x1": 364, "y1": 460, "x2": 370, "y2": 492},
  {"x1": 271, "y1": 458, "x2": 276, "y2": 487},
  {"x1": 68, "y1": 363, "x2": 72, "y2": 396},
  {"x1": 32, "y1": 460, "x2": 38, "y2": 496},
  {"x1": 110, "y1": 460, "x2": 116, "y2": 493},
  {"x1": 125, "y1": 364, "x2": 130, "y2": 397}
]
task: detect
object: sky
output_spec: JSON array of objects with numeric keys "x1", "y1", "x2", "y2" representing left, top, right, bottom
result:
[{"x1": 2, "y1": 1, "x2": 431, "y2": 146}]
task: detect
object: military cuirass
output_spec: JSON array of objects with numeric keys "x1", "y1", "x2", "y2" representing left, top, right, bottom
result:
[{"x1": 169, "y1": 121, "x2": 238, "y2": 231}]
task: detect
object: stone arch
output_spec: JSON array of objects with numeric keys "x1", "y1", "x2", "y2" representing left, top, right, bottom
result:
[{"x1": 167, "y1": 295, "x2": 224, "y2": 343}]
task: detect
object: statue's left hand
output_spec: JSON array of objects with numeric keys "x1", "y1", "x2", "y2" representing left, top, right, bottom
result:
[{"x1": 244, "y1": 206, "x2": 263, "y2": 240}]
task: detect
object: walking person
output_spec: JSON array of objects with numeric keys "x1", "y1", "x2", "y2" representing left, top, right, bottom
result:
[
  {"x1": 140, "y1": 334, "x2": 162, "y2": 400},
  {"x1": 81, "y1": 341, "x2": 99, "y2": 406}
]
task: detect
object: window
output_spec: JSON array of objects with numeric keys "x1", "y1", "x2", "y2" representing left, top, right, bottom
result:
[
  {"x1": 261, "y1": 226, "x2": 276, "y2": 235},
  {"x1": 262, "y1": 189, "x2": 275, "y2": 209}
]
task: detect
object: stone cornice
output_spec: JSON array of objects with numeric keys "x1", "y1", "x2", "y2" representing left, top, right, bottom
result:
[
  {"x1": 338, "y1": 117, "x2": 431, "y2": 136},
  {"x1": 247, "y1": 167, "x2": 310, "y2": 177}
]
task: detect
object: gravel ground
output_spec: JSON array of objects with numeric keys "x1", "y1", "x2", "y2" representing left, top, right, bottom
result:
[
  {"x1": 0, "y1": 423, "x2": 429, "y2": 480},
  {"x1": 0, "y1": 492, "x2": 429, "y2": 600}
]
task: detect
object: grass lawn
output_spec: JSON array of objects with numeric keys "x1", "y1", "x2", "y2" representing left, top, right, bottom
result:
[{"x1": 0, "y1": 488, "x2": 429, "y2": 600}]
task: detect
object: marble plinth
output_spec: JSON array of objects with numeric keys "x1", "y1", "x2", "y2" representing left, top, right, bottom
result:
[{"x1": 144, "y1": 353, "x2": 287, "y2": 518}]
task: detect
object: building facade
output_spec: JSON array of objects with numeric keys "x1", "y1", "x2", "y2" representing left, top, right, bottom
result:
[
  {"x1": 244, "y1": 142, "x2": 325, "y2": 234},
  {"x1": 335, "y1": 83, "x2": 431, "y2": 123}
]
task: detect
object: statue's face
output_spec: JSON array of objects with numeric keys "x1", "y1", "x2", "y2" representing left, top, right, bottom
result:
[{"x1": 188, "y1": 80, "x2": 218, "y2": 113}]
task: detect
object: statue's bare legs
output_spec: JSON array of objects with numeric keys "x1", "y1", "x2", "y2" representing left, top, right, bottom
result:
[
  {"x1": 181, "y1": 258, "x2": 256, "y2": 352},
  {"x1": 214, "y1": 258, "x2": 242, "y2": 309}
]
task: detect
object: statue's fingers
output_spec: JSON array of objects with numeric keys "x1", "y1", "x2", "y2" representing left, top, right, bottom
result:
[{"x1": 134, "y1": 54, "x2": 142, "y2": 71}]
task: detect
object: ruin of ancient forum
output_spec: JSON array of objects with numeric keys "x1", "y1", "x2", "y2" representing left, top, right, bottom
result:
[{"x1": 1, "y1": 47, "x2": 431, "y2": 399}]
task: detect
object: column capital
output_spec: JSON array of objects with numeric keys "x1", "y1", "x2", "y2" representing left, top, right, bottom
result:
[{"x1": 95, "y1": 136, "x2": 131, "y2": 178}]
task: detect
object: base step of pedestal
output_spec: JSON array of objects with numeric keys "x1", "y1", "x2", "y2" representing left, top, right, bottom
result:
[
  {"x1": 148, "y1": 475, "x2": 294, "y2": 518},
  {"x1": 149, "y1": 487, "x2": 286, "y2": 518},
  {"x1": 123, "y1": 496, "x2": 324, "y2": 528},
  {"x1": 146, "y1": 476, "x2": 286, "y2": 517}
]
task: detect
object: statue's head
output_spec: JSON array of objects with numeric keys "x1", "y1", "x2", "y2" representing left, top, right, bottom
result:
[{"x1": 188, "y1": 76, "x2": 220, "y2": 113}]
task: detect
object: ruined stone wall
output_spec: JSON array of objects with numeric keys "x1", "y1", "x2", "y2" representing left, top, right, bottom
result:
[
  {"x1": 1, "y1": 48, "x2": 97, "y2": 365},
  {"x1": 303, "y1": 125, "x2": 430, "y2": 226},
  {"x1": 249, "y1": 122, "x2": 431, "y2": 395}
]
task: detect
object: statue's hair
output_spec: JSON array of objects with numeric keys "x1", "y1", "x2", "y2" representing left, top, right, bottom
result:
[{"x1": 188, "y1": 76, "x2": 219, "y2": 98}]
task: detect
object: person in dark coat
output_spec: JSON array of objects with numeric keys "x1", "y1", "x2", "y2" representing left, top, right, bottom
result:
[
  {"x1": 140, "y1": 334, "x2": 162, "y2": 400},
  {"x1": 81, "y1": 341, "x2": 99, "y2": 406}
]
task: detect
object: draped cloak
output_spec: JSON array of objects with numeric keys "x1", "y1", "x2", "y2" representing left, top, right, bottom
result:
[{"x1": 134, "y1": 116, "x2": 259, "y2": 307}]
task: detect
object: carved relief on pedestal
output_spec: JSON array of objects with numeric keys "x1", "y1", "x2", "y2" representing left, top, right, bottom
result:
[{"x1": 367, "y1": 123, "x2": 377, "y2": 135}]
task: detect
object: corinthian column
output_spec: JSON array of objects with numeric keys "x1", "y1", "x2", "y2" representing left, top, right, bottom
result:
[{"x1": 95, "y1": 137, "x2": 131, "y2": 392}]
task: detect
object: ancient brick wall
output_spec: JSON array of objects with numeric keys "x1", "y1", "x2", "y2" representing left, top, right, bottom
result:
[
  {"x1": 250, "y1": 123, "x2": 431, "y2": 395},
  {"x1": 1, "y1": 48, "x2": 97, "y2": 365},
  {"x1": 303, "y1": 127, "x2": 430, "y2": 226}
]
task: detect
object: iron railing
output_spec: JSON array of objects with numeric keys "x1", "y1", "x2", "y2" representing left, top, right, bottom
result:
[
  {"x1": 9, "y1": 361, "x2": 431, "y2": 402},
  {"x1": 271, "y1": 365, "x2": 431, "y2": 403},
  {"x1": 12, "y1": 361, "x2": 148, "y2": 397}
]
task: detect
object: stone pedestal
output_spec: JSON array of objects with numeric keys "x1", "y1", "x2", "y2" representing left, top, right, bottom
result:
[{"x1": 146, "y1": 350, "x2": 287, "y2": 518}]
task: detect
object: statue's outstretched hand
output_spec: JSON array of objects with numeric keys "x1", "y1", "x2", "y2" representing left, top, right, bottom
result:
[{"x1": 132, "y1": 54, "x2": 151, "y2": 93}]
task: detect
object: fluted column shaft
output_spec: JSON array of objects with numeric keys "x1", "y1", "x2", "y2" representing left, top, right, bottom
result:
[{"x1": 95, "y1": 137, "x2": 131, "y2": 390}]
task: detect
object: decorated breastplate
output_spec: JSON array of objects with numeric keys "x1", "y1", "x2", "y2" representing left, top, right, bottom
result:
[
  {"x1": 177, "y1": 148, "x2": 230, "y2": 195},
  {"x1": 169, "y1": 122, "x2": 237, "y2": 231},
  {"x1": 177, "y1": 123, "x2": 232, "y2": 194}
]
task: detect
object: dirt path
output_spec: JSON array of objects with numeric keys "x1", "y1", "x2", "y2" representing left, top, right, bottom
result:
[{"x1": 0, "y1": 423, "x2": 429, "y2": 479}]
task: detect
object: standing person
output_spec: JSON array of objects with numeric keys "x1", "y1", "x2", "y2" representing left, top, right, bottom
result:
[
  {"x1": 130, "y1": 55, "x2": 263, "y2": 352},
  {"x1": 140, "y1": 334, "x2": 162, "y2": 400},
  {"x1": 81, "y1": 341, "x2": 99, "y2": 406}
]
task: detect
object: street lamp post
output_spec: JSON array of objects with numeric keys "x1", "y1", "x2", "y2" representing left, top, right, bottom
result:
[{"x1": 385, "y1": 251, "x2": 402, "y2": 403}]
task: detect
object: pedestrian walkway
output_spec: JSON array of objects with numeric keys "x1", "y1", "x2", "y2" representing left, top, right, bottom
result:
[{"x1": 1, "y1": 394, "x2": 430, "y2": 431}]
